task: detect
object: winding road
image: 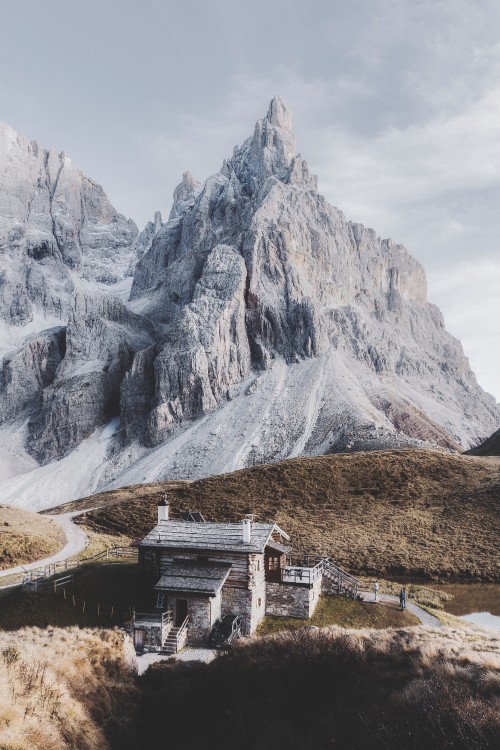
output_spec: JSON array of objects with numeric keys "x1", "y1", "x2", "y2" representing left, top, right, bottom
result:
[{"x1": 0, "y1": 511, "x2": 89, "y2": 584}]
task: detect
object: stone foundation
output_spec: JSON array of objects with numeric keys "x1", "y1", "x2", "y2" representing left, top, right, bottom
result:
[
  {"x1": 265, "y1": 577, "x2": 322, "y2": 619},
  {"x1": 133, "y1": 616, "x2": 168, "y2": 653}
]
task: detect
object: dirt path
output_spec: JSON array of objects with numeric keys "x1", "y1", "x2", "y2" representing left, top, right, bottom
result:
[
  {"x1": 0, "y1": 511, "x2": 89, "y2": 582},
  {"x1": 360, "y1": 591, "x2": 442, "y2": 628}
]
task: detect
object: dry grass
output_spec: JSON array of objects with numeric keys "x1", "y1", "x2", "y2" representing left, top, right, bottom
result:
[
  {"x1": 69, "y1": 529, "x2": 134, "y2": 563},
  {"x1": 358, "y1": 577, "x2": 453, "y2": 608},
  {"x1": 129, "y1": 625, "x2": 500, "y2": 750},
  {"x1": 257, "y1": 594, "x2": 420, "y2": 634},
  {"x1": 0, "y1": 627, "x2": 136, "y2": 750},
  {"x1": 0, "y1": 506, "x2": 65, "y2": 570},
  {"x1": 54, "y1": 450, "x2": 500, "y2": 581}
]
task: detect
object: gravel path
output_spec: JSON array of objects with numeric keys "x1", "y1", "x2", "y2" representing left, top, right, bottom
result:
[
  {"x1": 359, "y1": 591, "x2": 442, "y2": 628},
  {"x1": 136, "y1": 647, "x2": 217, "y2": 675},
  {"x1": 0, "y1": 511, "x2": 89, "y2": 582}
]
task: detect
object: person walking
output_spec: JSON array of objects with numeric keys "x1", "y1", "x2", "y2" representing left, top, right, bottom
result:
[
  {"x1": 373, "y1": 580, "x2": 379, "y2": 602},
  {"x1": 400, "y1": 586, "x2": 407, "y2": 610}
]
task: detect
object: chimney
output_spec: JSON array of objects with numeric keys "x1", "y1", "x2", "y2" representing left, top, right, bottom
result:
[
  {"x1": 242, "y1": 514, "x2": 253, "y2": 544},
  {"x1": 158, "y1": 495, "x2": 169, "y2": 523}
]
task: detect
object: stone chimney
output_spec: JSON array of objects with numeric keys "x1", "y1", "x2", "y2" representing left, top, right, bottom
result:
[
  {"x1": 242, "y1": 514, "x2": 253, "y2": 543},
  {"x1": 158, "y1": 495, "x2": 169, "y2": 523}
]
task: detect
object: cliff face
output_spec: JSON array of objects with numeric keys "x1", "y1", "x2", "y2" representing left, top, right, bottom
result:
[
  {"x1": 0, "y1": 120, "x2": 138, "y2": 324},
  {"x1": 0, "y1": 100, "x2": 498, "y2": 508},
  {"x1": 123, "y1": 96, "x2": 497, "y2": 454}
]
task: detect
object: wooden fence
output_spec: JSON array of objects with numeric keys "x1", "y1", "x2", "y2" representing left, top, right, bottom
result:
[{"x1": 19, "y1": 545, "x2": 138, "y2": 589}]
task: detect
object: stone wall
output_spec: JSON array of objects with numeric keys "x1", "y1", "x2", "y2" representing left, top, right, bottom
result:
[
  {"x1": 222, "y1": 586, "x2": 252, "y2": 634},
  {"x1": 221, "y1": 581, "x2": 266, "y2": 635},
  {"x1": 265, "y1": 577, "x2": 322, "y2": 619},
  {"x1": 133, "y1": 619, "x2": 164, "y2": 653}
]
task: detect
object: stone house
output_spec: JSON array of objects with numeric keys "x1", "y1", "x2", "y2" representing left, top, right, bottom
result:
[{"x1": 133, "y1": 498, "x2": 359, "y2": 653}]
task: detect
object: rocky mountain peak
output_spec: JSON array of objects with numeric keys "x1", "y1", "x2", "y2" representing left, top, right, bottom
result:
[
  {"x1": 169, "y1": 171, "x2": 201, "y2": 220},
  {"x1": 0, "y1": 100, "x2": 498, "y2": 508},
  {"x1": 266, "y1": 95, "x2": 294, "y2": 132},
  {"x1": 0, "y1": 122, "x2": 138, "y2": 323},
  {"x1": 153, "y1": 210, "x2": 162, "y2": 233}
]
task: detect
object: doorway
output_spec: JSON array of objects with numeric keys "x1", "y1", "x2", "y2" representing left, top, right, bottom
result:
[
  {"x1": 133, "y1": 628, "x2": 145, "y2": 652},
  {"x1": 175, "y1": 598, "x2": 188, "y2": 626}
]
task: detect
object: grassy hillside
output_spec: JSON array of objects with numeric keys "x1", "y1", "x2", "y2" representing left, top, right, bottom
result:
[
  {"x1": 258, "y1": 594, "x2": 420, "y2": 633},
  {"x1": 128, "y1": 627, "x2": 500, "y2": 750},
  {"x1": 0, "y1": 627, "x2": 136, "y2": 750},
  {"x1": 0, "y1": 505, "x2": 65, "y2": 569},
  {"x1": 56, "y1": 450, "x2": 500, "y2": 581},
  {"x1": 466, "y1": 427, "x2": 500, "y2": 456}
]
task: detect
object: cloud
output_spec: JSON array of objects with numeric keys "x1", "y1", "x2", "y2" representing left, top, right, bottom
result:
[{"x1": 428, "y1": 261, "x2": 500, "y2": 401}]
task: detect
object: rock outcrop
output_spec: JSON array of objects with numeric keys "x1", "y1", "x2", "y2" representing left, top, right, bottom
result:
[
  {"x1": 28, "y1": 293, "x2": 156, "y2": 461},
  {"x1": 0, "y1": 121, "x2": 137, "y2": 325}
]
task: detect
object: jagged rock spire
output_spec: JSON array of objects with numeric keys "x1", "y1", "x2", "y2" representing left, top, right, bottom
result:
[
  {"x1": 266, "y1": 95, "x2": 294, "y2": 132},
  {"x1": 169, "y1": 171, "x2": 201, "y2": 220}
]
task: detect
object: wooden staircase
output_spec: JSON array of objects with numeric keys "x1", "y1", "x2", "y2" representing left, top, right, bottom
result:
[
  {"x1": 160, "y1": 615, "x2": 189, "y2": 654},
  {"x1": 322, "y1": 559, "x2": 360, "y2": 598}
]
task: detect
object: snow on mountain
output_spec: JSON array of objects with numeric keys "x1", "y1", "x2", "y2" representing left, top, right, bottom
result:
[{"x1": 0, "y1": 99, "x2": 498, "y2": 510}]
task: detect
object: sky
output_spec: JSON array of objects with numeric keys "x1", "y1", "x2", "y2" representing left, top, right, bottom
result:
[{"x1": 0, "y1": 0, "x2": 499, "y2": 401}]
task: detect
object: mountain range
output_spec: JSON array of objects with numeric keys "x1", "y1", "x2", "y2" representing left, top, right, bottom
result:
[{"x1": 0, "y1": 98, "x2": 498, "y2": 510}]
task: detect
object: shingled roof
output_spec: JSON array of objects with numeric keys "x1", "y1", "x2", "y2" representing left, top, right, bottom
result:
[
  {"x1": 139, "y1": 520, "x2": 289, "y2": 554},
  {"x1": 154, "y1": 562, "x2": 232, "y2": 596}
]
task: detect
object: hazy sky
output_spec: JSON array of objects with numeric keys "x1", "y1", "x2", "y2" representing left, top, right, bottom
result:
[{"x1": 1, "y1": 0, "x2": 499, "y2": 402}]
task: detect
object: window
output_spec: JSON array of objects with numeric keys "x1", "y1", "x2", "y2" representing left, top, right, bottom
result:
[
  {"x1": 155, "y1": 593, "x2": 164, "y2": 609},
  {"x1": 257, "y1": 598, "x2": 262, "y2": 608},
  {"x1": 257, "y1": 559, "x2": 261, "y2": 571},
  {"x1": 267, "y1": 556, "x2": 280, "y2": 571}
]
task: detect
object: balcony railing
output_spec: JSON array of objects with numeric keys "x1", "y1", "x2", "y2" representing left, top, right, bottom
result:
[
  {"x1": 281, "y1": 555, "x2": 361, "y2": 595},
  {"x1": 282, "y1": 554, "x2": 324, "y2": 585},
  {"x1": 133, "y1": 609, "x2": 173, "y2": 627}
]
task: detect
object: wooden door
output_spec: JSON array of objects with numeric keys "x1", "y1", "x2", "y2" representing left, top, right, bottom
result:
[
  {"x1": 134, "y1": 628, "x2": 145, "y2": 651},
  {"x1": 175, "y1": 598, "x2": 188, "y2": 626}
]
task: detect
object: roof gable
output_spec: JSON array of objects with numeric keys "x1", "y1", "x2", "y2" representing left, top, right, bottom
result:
[{"x1": 155, "y1": 562, "x2": 232, "y2": 596}]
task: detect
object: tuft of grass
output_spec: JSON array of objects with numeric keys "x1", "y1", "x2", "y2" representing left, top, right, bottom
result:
[
  {"x1": 0, "y1": 505, "x2": 65, "y2": 569},
  {"x1": 52, "y1": 449, "x2": 500, "y2": 581},
  {"x1": 0, "y1": 627, "x2": 136, "y2": 750}
]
